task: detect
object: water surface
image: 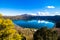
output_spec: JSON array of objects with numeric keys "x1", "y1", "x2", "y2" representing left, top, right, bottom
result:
[{"x1": 13, "y1": 20, "x2": 55, "y2": 29}]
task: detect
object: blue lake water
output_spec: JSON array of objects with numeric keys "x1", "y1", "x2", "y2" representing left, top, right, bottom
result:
[{"x1": 13, "y1": 20, "x2": 55, "y2": 29}]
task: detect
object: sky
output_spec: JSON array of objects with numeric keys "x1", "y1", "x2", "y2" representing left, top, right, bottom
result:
[{"x1": 0, "y1": 0, "x2": 60, "y2": 16}]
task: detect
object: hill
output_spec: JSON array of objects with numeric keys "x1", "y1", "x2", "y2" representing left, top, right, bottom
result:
[
  {"x1": 3, "y1": 14, "x2": 60, "y2": 22},
  {"x1": 3, "y1": 14, "x2": 60, "y2": 28},
  {"x1": 14, "y1": 25, "x2": 60, "y2": 40}
]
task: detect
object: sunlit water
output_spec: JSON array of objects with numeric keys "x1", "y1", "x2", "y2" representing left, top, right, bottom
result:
[{"x1": 13, "y1": 20, "x2": 55, "y2": 29}]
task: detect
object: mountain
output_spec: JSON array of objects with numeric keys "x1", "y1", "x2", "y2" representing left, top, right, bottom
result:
[
  {"x1": 3, "y1": 14, "x2": 60, "y2": 22},
  {"x1": 3, "y1": 14, "x2": 60, "y2": 28}
]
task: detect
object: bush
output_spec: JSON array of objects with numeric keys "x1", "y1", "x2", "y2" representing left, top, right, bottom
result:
[
  {"x1": 0, "y1": 14, "x2": 25, "y2": 40},
  {"x1": 33, "y1": 27, "x2": 58, "y2": 40}
]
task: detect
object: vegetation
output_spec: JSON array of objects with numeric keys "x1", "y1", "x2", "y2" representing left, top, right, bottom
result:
[
  {"x1": 0, "y1": 14, "x2": 25, "y2": 40},
  {"x1": 56, "y1": 21, "x2": 60, "y2": 28},
  {"x1": 58, "y1": 36, "x2": 60, "y2": 40},
  {"x1": 33, "y1": 27, "x2": 58, "y2": 40},
  {"x1": 0, "y1": 14, "x2": 59, "y2": 40}
]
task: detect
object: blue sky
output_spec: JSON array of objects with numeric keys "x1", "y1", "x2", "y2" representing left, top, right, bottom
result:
[{"x1": 0, "y1": 0, "x2": 60, "y2": 16}]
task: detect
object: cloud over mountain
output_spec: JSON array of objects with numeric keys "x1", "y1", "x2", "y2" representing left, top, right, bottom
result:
[{"x1": 47, "y1": 6, "x2": 55, "y2": 9}]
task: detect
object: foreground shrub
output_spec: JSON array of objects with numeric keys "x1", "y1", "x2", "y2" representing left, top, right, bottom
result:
[
  {"x1": 33, "y1": 27, "x2": 58, "y2": 40},
  {"x1": 0, "y1": 14, "x2": 25, "y2": 40}
]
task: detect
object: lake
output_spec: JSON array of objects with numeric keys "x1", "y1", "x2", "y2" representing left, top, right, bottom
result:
[{"x1": 13, "y1": 20, "x2": 55, "y2": 29}]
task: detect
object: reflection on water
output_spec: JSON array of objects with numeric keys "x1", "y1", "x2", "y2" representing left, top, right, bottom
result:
[{"x1": 13, "y1": 20, "x2": 55, "y2": 29}]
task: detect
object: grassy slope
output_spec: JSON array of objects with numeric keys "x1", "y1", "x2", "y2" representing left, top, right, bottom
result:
[
  {"x1": 14, "y1": 25, "x2": 60, "y2": 40},
  {"x1": 14, "y1": 25, "x2": 37, "y2": 40}
]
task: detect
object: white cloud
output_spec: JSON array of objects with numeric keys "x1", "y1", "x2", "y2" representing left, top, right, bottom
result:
[
  {"x1": 37, "y1": 11, "x2": 60, "y2": 16},
  {"x1": 0, "y1": 9, "x2": 26, "y2": 16},
  {"x1": 54, "y1": 12, "x2": 60, "y2": 15},
  {"x1": 55, "y1": 12, "x2": 59, "y2": 13},
  {"x1": 47, "y1": 6, "x2": 55, "y2": 8},
  {"x1": 0, "y1": 8, "x2": 60, "y2": 16},
  {"x1": 19, "y1": 11, "x2": 60, "y2": 16},
  {"x1": 37, "y1": 12, "x2": 51, "y2": 16},
  {"x1": 28, "y1": 13, "x2": 37, "y2": 16}
]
